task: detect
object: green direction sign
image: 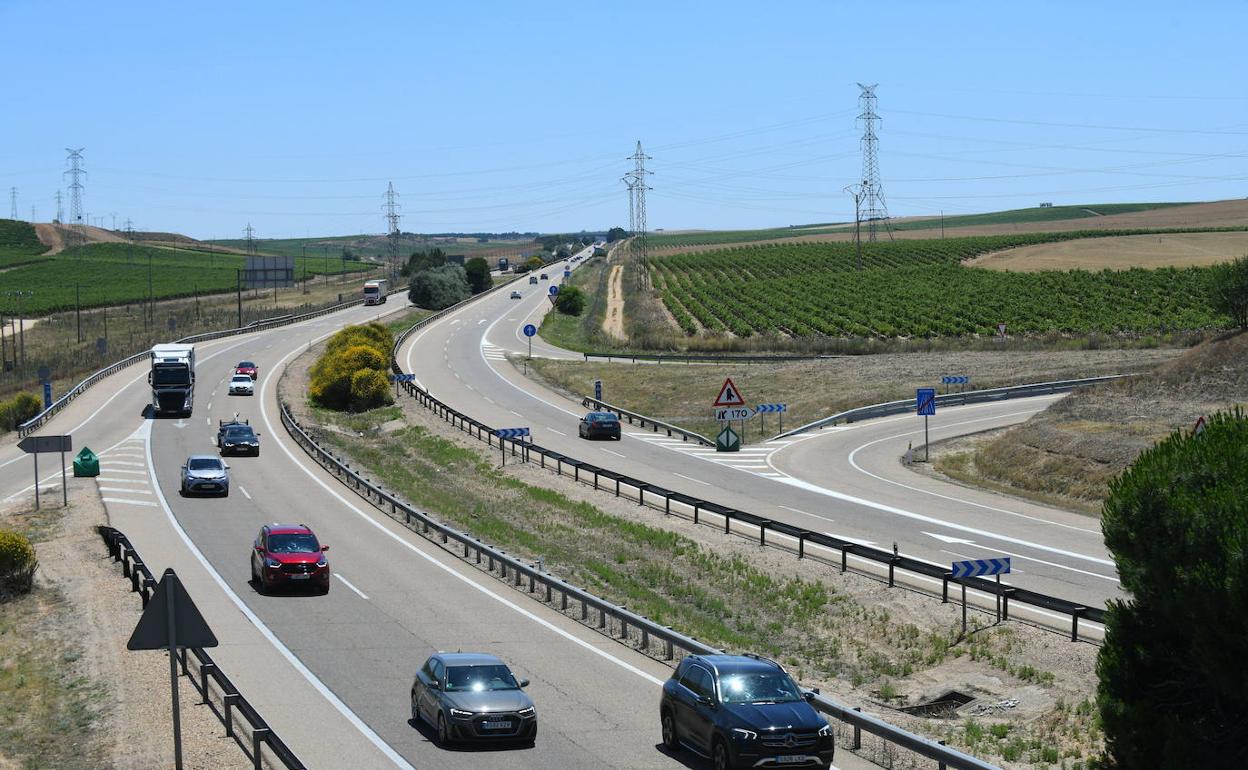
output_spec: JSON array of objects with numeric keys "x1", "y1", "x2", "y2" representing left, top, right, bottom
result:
[{"x1": 716, "y1": 424, "x2": 741, "y2": 452}]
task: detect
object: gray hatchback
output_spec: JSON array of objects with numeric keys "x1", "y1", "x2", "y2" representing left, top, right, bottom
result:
[
  {"x1": 411, "y1": 652, "x2": 537, "y2": 746},
  {"x1": 180, "y1": 455, "x2": 229, "y2": 496}
]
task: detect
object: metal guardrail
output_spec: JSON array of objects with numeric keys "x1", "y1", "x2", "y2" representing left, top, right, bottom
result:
[
  {"x1": 280, "y1": 403, "x2": 1000, "y2": 770},
  {"x1": 16, "y1": 286, "x2": 406, "y2": 437},
  {"x1": 583, "y1": 351, "x2": 840, "y2": 364},
  {"x1": 773, "y1": 375, "x2": 1128, "y2": 440},
  {"x1": 580, "y1": 396, "x2": 713, "y2": 446},
  {"x1": 96, "y1": 526, "x2": 305, "y2": 770}
]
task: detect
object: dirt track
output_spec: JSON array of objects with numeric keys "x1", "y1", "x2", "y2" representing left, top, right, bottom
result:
[{"x1": 601, "y1": 264, "x2": 626, "y2": 340}]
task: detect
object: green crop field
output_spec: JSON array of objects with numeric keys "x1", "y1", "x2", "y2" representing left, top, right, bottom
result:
[
  {"x1": 651, "y1": 232, "x2": 1226, "y2": 338},
  {"x1": 2, "y1": 241, "x2": 373, "y2": 315},
  {"x1": 0, "y1": 219, "x2": 53, "y2": 269}
]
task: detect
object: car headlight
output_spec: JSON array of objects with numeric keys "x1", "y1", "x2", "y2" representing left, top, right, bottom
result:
[
  {"x1": 818, "y1": 723, "x2": 833, "y2": 737},
  {"x1": 449, "y1": 708, "x2": 473, "y2": 719},
  {"x1": 517, "y1": 706, "x2": 535, "y2": 717},
  {"x1": 316, "y1": 555, "x2": 327, "y2": 567},
  {"x1": 265, "y1": 558, "x2": 280, "y2": 568},
  {"x1": 731, "y1": 728, "x2": 758, "y2": 740}
]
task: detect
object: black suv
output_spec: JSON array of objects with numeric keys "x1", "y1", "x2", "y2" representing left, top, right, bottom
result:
[{"x1": 659, "y1": 654, "x2": 834, "y2": 770}]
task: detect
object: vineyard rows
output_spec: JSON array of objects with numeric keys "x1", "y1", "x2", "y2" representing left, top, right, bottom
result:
[{"x1": 651, "y1": 235, "x2": 1226, "y2": 338}]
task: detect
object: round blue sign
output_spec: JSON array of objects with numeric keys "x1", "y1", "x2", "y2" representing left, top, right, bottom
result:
[
  {"x1": 549, "y1": 285, "x2": 559, "y2": 295},
  {"x1": 522, "y1": 324, "x2": 537, "y2": 337}
]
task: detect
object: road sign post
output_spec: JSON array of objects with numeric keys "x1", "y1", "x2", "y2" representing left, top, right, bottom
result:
[
  {"x1": 716, "y1": 424, "x2": 741, "y2": 452},
  {"x1": 18, "y1": 434, "x2": 71, "y2": 509},
  {"x1": 916, "y1": 388, "x2": 936, "y2": 462},
  {"x1": 494, "y1": 427, "x2": 530, "y2": 467},
  {"x1": 951, "y1": 557, "x2": 1011, "y2": 633},
  {"x1": 755, "y1": 403, "x2": 787, "y2": 437},
  {"x1": 522, "y1": 323, "x2": 537, "y2": 362},
  {"x1": 593, "y1": 379, "x2": 602, "y2": 402},
  {"x1": 127, "y1": 569, "x2": 218, "y2": 770}
]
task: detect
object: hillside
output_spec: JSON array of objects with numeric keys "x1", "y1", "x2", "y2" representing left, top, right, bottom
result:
[
  {"x1": 0, "y1": 219, "x2": 49, "y2": 268},
  {"x1": 932, "y1": 331, "x2": 1248, "y2": 510},
  {"x1": 967, "y1": 231, "x2": 1248, "y2": 272}
]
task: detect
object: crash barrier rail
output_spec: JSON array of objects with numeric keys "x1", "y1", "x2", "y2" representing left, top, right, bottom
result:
[
  {"x1": 96, "y1": 526, "x2": 306, "y2": 770},
  {"x1": 774, "y1": 375, "x2": 1128, "y2": 440},
  {"x1": 280, "y1": 405, "x2": 1000, "y2": 770},
  {"x1": 391, "y1": 311, "x2": 1107, "y2": 641},
  {"x1": 16, "y1": 286, "x2": 407, "y2": 437},
  {"x1": 582, "y1": 351, "x2": 840, "y2": 364},
  {"x1": 580, "y1": 396, "x2": 713, "y2": 446}
]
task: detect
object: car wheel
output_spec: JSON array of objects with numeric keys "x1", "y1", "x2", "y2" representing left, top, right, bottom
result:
[
  {"x1": 660, "y1": 709, "x2": 679, "y2": 751},
  {"x1": 411, "y1": 696, "x2": 420, "y2": 724},
  {"x1": 250, "y1": 560, "x2": 258, "y2": 584},
  {"x1": 437, "y1": 713, "x2": 454, "y2": 746},
  {"x1": 713, "y1": 737, "x2": 734, "y2": 770}
]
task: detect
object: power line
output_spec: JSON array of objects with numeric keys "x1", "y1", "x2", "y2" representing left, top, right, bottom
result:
[{"x1": 856, "y1": 84, "x2": 892, "y2": 241}]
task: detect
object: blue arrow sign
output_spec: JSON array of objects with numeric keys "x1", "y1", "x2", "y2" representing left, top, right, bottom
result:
[
  {"x1": 755, "y1": 403, "x2": 787, "y2": 413},
  {"x1": 522, "y1": 324, "x2": 537, "y2": 337},
  {"x1": 564, "y1": 270, "x2": 571, "y2": 278},
  {"x1": 916, "y1": 387, "x2": 937, "y2": 416},
  {"x1": 388, "y1": 373, "x2": 417, "y2": 382},
  {"x1": 950, "y1": 557, "x2": 1011, "y2": 578},
  {"x1": 549, "y1": 285, "x2": 559, "y2": 295},
  {"x1": 494, "y1": 427, "x2": 530, "y2": 439},
  {"x1": 941, "y1": 375, "x2": 969, "y2": 385}
]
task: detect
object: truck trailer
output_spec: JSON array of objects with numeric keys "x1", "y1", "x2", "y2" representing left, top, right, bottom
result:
[
  {"x1": 363, "y1": 279, "x2": 389, "y2": 305},
  {"x1": 149, "y1": 344, "x2": 196, "y2": 417}
]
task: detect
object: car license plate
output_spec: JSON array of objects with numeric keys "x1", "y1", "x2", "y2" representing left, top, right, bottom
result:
[
  {"x1": 482, "y1": 720, "x2": 511, "y2": 730},
  {"x1": 290, "y1": 574, "x2": 310, "y2": 580},
  {"x1": 777, "y1": 756, "x2": 805, "y2": 764}
]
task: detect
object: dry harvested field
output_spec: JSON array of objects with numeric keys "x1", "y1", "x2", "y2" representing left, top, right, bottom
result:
[
  {"x1": 967, "y1": 231, "x2": 1248, "y2": 271},
  {"x1": 653, "y1": 199, "x2": 1248, "y2": 256}
]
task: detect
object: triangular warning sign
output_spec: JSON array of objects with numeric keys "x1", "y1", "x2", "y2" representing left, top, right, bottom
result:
[
  {"x1": 713, "y1": 377, "x2": 746, "y2": 407},
  {"x1": 127, "y1": 569, "x2": 218, "y2": 651},
  {"x1": 1194, "y1": 415, "x2": 1207, "y2": 435}
]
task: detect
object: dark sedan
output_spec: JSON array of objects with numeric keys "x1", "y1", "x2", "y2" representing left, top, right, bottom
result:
[
  {"x1": 578, "y1": 411, "x2": 621, "y2": 440},
  {"x1": 411, "y1": 652, "x2": 537, "y2": 746},
  {"x1": 219, "y1": 424, "x2": 260, "y2": 456}
]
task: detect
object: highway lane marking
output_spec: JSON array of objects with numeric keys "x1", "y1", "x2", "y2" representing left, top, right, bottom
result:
[
  {"x1": 259, "y1": 341, "x2": 667, "y2": 691},
  {"x1": 101, "y1": 496, "x2": 158, "y2": 507},
  {"x1": 104, "y1": 460, "x2": 145, "y2": 467},
  {"x1": 509, "y1": 410, "x2": 522, "y2": 417},
  {"x1": 97, "y1": 476, "x2": 149, "y2": 484},
  {"x1": 133, "y1": 421, "x2": 420, "y2": 770},
  {"x1": 601, "y1": 448, "x2": 626, "y2": 458},
  {"x1": 483, "y1": 396, "x2": 496, "y2": 404},
  {"x1": 335, "y1": 574, "x2": 369, "y2": 599},
  {"x1": 548, "y1": 428, "x2": 566, "y2": 436},
  {"x1": 842, "y1": 407, "x2": 1102, "y2": 537},
  {"x1": 100, "y1": 468, "x2": 147, "y2": 475},
  {"x1": 477, "y1": 319, "x2": 486, "y2": 325},
  {"x1": 99, "y1": 486, "x2": 152, "y2": 494},
  {"x1": 207, "y1": 401, "x2": 213, "y2": 410},
  {"x1": 238, "y1": 485, "x2": 252, "y2": 500},
  {"x1": 672, "y1": 472, "x2": 711, "y2": 486}
]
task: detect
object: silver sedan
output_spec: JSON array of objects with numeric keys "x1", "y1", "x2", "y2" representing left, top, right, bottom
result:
[
  {"x1": 180, "y1": 455, "x2": 230, "y2": 496},
  {"x1": 411, "y1": 652, "x2": 536, "y2": 746}
]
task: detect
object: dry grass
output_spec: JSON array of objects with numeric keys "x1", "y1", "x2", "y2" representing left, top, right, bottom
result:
[
  {"x1": 967, "y1": 231, "x2": 1248, "y2": 272},
  {"x1": 527, "y1": 348, "x2": 1185, "y2": 444}
]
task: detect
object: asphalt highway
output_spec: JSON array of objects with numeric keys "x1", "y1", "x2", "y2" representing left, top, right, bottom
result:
[{"x1": 399, "y1": 249, "x2": 1122, "y2": 620}]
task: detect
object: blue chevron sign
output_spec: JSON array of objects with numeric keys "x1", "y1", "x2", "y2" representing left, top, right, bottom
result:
[
  {"x1": 941, "y1": 375, "x2": 969, "y2": 385},
  {"x1": 951, "y1": 557, "x2": 1011, "y2": 578},
  {"x1": 755, "y1": 403, "x2": 787, "y2": 414},
  {"x1": 494, "y1": 427, "x2": 530, "y2": 439},
  {"x1": 388, "y1": 374, "x2": 417, "y2": 382}
]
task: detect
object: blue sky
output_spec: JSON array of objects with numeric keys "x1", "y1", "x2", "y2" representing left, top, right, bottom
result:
[{"x1": 1, "y1": 0, "x2": 1245, "y2": 238}]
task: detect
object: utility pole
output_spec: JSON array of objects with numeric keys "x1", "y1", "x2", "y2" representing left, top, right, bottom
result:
[
  {"x1": 244, "y1": 223, "x2": 256, "y2": 256},
  {"x1": 383, "y1": 182, "x2": 401, "y2": 284},
  {"x1": 54, "y1": 190, "x2": 64, "y2": 223},
  {"x1": 844, "y1": 184, "x2": 864, "y2": 271},
  {"x1": 30, "y1": 205, "x2": 36, "y2": 223},
  {"x1": 856, "y1": 84, "x2": 893, "y2": 241},
  {"x1": 941, "y1": 210, "x2": 945, "y2": 239},
  {"x1": 5, "y1": 291, "x2": 32, "y2": 375},
  {"x1": 623, "y1": 141, "x2": 653, "y2": 290},
  {"x1": 64, "y1": 148, "x2": 86, "y2": 247},
  {"x1": 8, "y1": 187, "x2": 16, "y2": 220}
]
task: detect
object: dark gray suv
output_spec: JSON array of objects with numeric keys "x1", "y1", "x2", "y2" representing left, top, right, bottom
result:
[
  {"x1": 411, "y1": 652, "x2": 537, "y2": 746},
  {"x1": 660, "y1": 654, "x2": 834, "y2": 769}
]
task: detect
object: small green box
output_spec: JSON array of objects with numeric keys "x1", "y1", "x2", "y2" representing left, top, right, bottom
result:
[{"x1": 73, "y1": 447, "x2": 100, "y2": 477}]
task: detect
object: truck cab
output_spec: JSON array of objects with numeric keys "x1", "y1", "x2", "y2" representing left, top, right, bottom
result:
[
  {"x1": 363, "y1": 279, "x2": 389, "y2": 306},
  {"x1": 149, "y1": 344, "x2": 196, "y2": 417}
]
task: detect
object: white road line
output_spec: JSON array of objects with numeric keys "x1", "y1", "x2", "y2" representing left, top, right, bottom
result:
[
  {"x1": 206, "y1": 417, "x2": 212, "y2": 425},
  {"x1": 106, "y1": 460, "x2": 146, "y2": 467},
  {"x1": 509, "y1": 410, "x2": 521, "y2": 417},
  {"x1": 134, "y1": 421, "x2": 419, "y2": 770},
  {"x1": 483, "y1": 396, "x2": 495, "y2": 404},
  {"x1": 602, "y1": 448, "x2": 626, "y2": 458},
  {"x1": 207, "y1": 401, "x2": 213, "y2": 410},
  {"x1": 101, "y1": 496, "x2": 158, "y2": 507},
  {"x1": 99, "y1": 486, "x2": 152, "y2": 494},
  {"x1": 673, "y1": 472, "x2": 711, "y2": 487},
  {"x1": 334, "y1": 574, "x2": 370, "y2": 599},
  {"x1": 547, "y1": 429, "x2": 566, "y2": 436},
  {"x1": 259, "y1": 337, "x2": 666, "y2": 693},
  {"x1": 97, "y1": 477, "x2": 149, "y2": 485},
  {"x1": 239, "y1": 485, "x2": 252, "y2": 500},
  {"x1": 101, "y1": 468, "x2": 147, "y2": 475},
  {"x1": 779, "y1": 505, "x2": 812, "y2": 516}
]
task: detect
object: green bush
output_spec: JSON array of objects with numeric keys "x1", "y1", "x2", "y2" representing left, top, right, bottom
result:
[
  {"x1": 1208, "y1": 254, "x2": 1248, "y2": 329},
  {"x1": 1096, "y1": 408, "x2": 1248, "y2": 769},
  {"x1": 555, "y1": 285, "x2": 586, "y2": 316},
  {"x1": 408, "y1": 264, "x2": 470, "y2": 310},
  {"x1": 310, "y1": 324, "x2": 395, "y2": 411},
  {"x1": 1, "y1": 392, "x2": 43, "y2": 432},
  {"x1": 0, "y1": 529, "x2": 37, "y2": 597}
]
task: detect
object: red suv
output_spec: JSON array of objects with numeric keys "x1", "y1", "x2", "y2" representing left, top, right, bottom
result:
[
  {"x1": 251, "y1": 524, "x2": 330, "y2": 594},
  {"x1": 235, "y1": 361, "x2": 258, "y2": 380}
]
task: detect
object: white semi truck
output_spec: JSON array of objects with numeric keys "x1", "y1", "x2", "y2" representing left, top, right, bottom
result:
[
  {"x1": 149, "y1": 344, "x2": 196, "y2": 417},
  {"x1": 363, "y1": 279, "x2": 389, "y2": 306}
]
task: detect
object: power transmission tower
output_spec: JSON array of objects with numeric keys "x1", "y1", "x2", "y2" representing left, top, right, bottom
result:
[
  {"x1": 624, "y1": 141, "x2": 652, "y2": 289},
  {"x1": 856, "y1": 84, "x2": 892, "y2": 241},
  {"x1": 55, "y1": 190, "x2": 64, "y2": 223},
  {"x1": 244, "y1": 223, "x2": 256, "y2": 255},
  {"x1": 9, "y1": 187, "x2": 16, "y2": 220},
  {"x1": 64, "y1": 148, "x2": 86, "y2": 226},
  {"x1": 383, "y1": 182, "x2": 401, "y2": 282}
]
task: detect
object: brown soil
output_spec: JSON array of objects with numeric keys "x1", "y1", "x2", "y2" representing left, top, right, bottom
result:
[
  {"x1": 34, "y1": 224, "x2": 127, "y2": 254},
  {"x1": 602, "y1": 264, "x2": 626, "y2": 340},
  {"x1": 936, "y1": 330, "x2": 1248, "y2": 509},
  {"x1": 967, "y1": 231, "x2": 1248, "y2": 272}
]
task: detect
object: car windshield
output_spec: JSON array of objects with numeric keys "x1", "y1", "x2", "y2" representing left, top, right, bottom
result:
[
  {"x1": 588, "y1": 413, "x2": 615, "y2": 423},
  {"x1": 717, "y1": 671, "x2": 803, "y2": 704},
  {"x1": 187, "y1": 458, "x2": 223, "y2": 471},
  {"x1": 224, "y1": 428, "x2": 254, "y2": 440},
  {"x1": 153, "y1": 367, "x2": 190, "y2": 386},
  {"x1": 267, "y1": 533, "x2": 319, "y2": 553},
  {"x1": 231, "y1": 375, "x2": 251, "y2": 382},
  {"x1": 238, "y1": 362, "x2": 254, "y2": 368},
  {"x1": 444, "y1": 664, "x2": 520, "y2": 692}
]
